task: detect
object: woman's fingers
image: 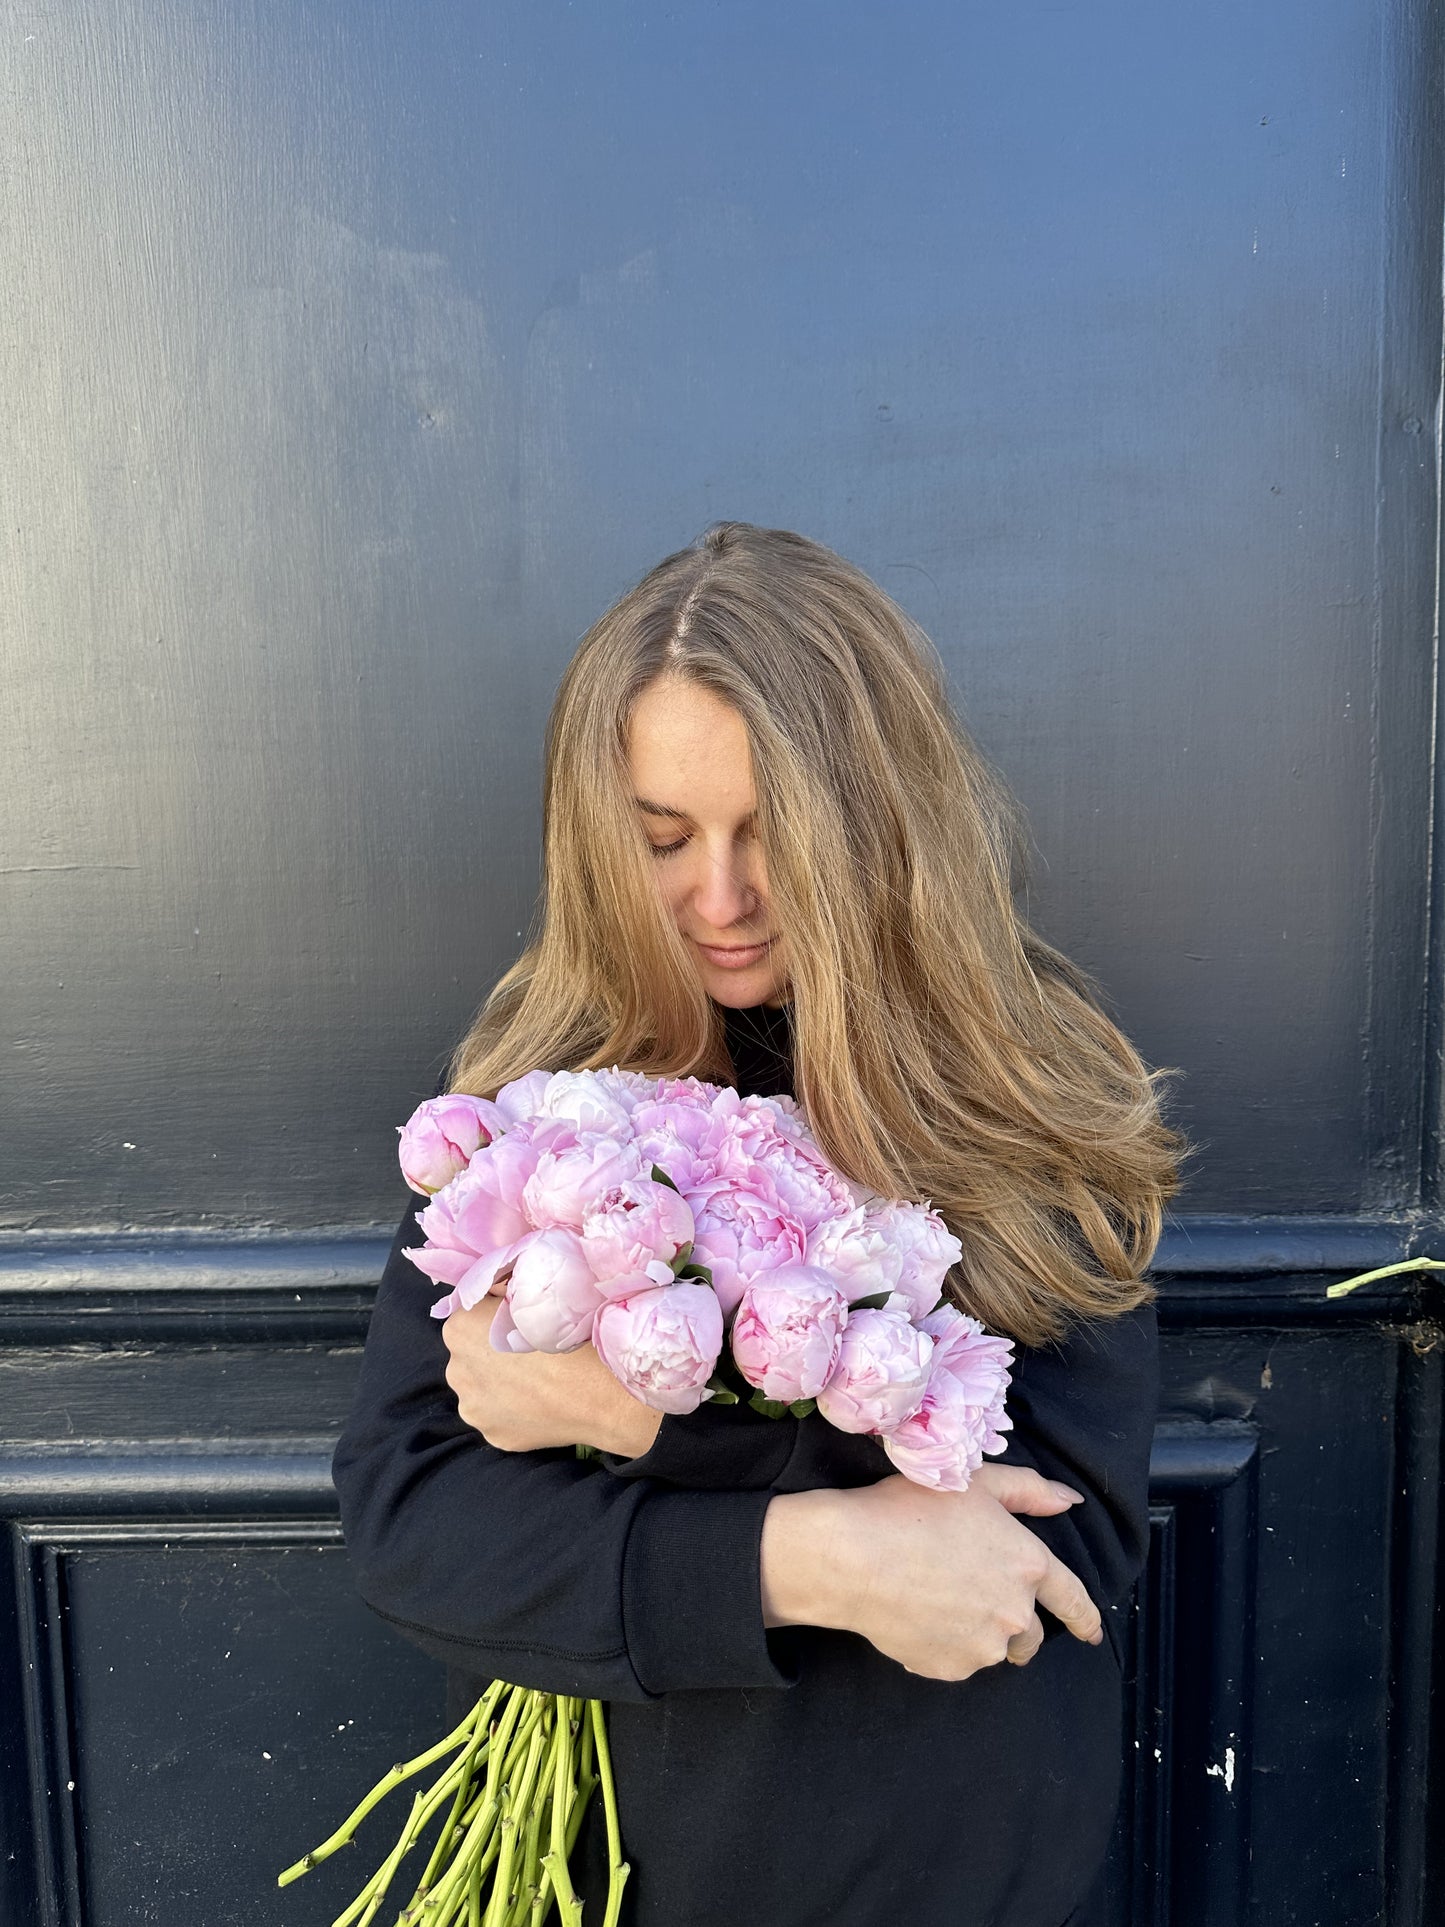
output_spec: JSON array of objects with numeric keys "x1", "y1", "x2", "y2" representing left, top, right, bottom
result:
[
  {"x1": 1035, "y1": 1550, "x2": 1103, "y2": 1645},
  {"x1": 1005, "y1": 1611, "x2": 1045, "y2": 1666},
  {"x1": 969, "y1": 1463, "x2": 1085, "y2": 1515}
]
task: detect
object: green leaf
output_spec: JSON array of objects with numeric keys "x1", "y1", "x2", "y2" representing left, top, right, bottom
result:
[
  {"x1": 575, "y1": 1443, "x2": 602, "y2": 1462},
  {"x1": 788, "y1": 1398, "x2": 817, "y2": 1419},
  {"x1": 649, "y1": 1164, "x2": 681, "y2": 1192},
  {"x1": 847, "y1": 1290, "x2": 893, "y2": 1312},
  {"x1": 670, "y1": 1240, "x2": 695, "y2": 1274},
  {"x1": 676, "y1": 1261, "x2": 714, "y2": 1285},
  {"x1": 705, "y1": 1375, "x2": 739, "y2": 1405},
  {"x1": 748, "y1": 1391, "x2": 789, "y2": 1420}
]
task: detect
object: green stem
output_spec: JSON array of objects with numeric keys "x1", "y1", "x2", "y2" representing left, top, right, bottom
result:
[
  {"x1": 277, "y1": 1704, "x2": 485, "y2": 1886},
  {"x1": 1326, "y1": 1256, "x2": 1445, "y2": 1298},
  {"x1": 541, "y1": 1700, "x2": 583, "y2": 1927},
  {"x1": 418, "y1": 1688, "x2": 531, "y2": 1923},
  {"x1": 408, "y1": 1684, "x2": 504, "y2": 1909},
  {"x1": 485, "y1": 1715, "x2": 550, "y2": 1927},
  {"x1": 509, "y1": 1725, "x2": 550, "y2": 1927},
  {"x1": 345, "y1": 1789, "x2": 427, "y2": 1927},
  {"x1": 352, "y1": 1737, "x2": 495, "y2": 1927},
  {"x1": 590, "y1": 1700, "x2": 630, "y2": 1927},
  {"x1": 425, "y1": 1816, "x2": 503, "y2": 1927}
]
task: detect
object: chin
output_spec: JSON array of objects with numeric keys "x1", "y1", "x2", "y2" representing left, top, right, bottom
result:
[
  {"x1": 708, "y1": 984, "x2": 770, "y2": 1007},
  {"x1": 700, "y1": 963, "x2": 788, "y2": 1008}
]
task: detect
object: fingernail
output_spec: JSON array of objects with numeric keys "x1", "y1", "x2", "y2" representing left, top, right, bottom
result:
[
  {"x1": 1050, "y1": 1483, "x2": 1084, "y2": 1504},
  {"x1": 1089, "y1": 1629, "x2": 1103, "y2": 1644}
]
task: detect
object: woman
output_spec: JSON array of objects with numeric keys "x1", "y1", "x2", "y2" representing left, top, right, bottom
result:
[{"x1": 332, "y1": 521, "x2": 1184, "y2": 1927}]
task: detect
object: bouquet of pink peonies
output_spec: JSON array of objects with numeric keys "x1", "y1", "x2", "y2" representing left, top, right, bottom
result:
[
  {"x1": 403, "y1": 1069, "x2": 1013, "y2": 1482},
  {"x1": 281, "y1": 1068, "x2": 1013, "y2": 1925}
]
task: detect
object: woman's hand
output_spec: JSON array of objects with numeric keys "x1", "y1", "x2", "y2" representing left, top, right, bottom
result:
[
  {"x1": 759, "y1": 1464, "x2": 1102, "y2": 1680},
  {"x1": 440, "y1": 1295, "x2": 664, "y2": 1459}
]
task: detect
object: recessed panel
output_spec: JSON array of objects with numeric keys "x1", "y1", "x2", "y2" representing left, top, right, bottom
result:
[{"x1": 56, "y1": 1537, "x2": 446, "y2": 1927}]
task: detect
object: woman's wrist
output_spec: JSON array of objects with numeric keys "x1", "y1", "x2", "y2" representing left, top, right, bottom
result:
[
  {"x1": 759, "y1": 1488, "x2": 860, "y2": 1632},
  {"x1": 582, "y1": 1391, "x2": 664, "y2": 1459}
]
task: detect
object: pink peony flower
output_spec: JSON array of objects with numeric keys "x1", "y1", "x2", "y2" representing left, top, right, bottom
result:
[
  {"x1": 629, "y1": 1090, "x2": 725, "y2": 1196},
  {"x1": 815, "y1": 1308, "x2": 934, "y2": 1434},
  {"x1": 685, "y1": 1174, "x2": 808, "y2": 1317},
  {"x1": 520, "y1": 1135, "x2": 645, "y2": 1232},
  {"x1": 730, "y1": 1265, "x2": 850, "y2": 1402},
  {"x1": 862, "y1": 1202, "x2": 963, "y2": 1321},
  {"x1": 704, "y1": 1090, "x2": 857, "y2": 1230},
  {"x1": 917, "y1": 1305, "x2": 1013, "y2": 1449},
  {"x1": 493, "y1": 1070, "x2": 556, "y2": 1126},
  {"x1": 579, "y1": 1177, "x2": 696, "y2": 1288},
  {"x1": 592, "y1": 1282, "x2": 724, "y2": 1415},
  {"x1": 804, "y1": 1205, "x2": 906, "y2": 1304},
  {"x1": 397, "y1": 1093, "x2": 505, "y2": 1194},
  {"x1": 405, "y1": 1145, "x2": 541, "y2": 1290},
  {"x1": 534, "y1": 1069, "x2": 638, "y2": 1137},
  {"x1": 488, "y1": 1227, "x2": 607, "y2": 1353},
  {"x1": 877, "y1": 1369, "x2": 1000, "y2": 1490}
]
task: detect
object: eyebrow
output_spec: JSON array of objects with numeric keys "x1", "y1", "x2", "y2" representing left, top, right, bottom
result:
[
  {"x1": 631, "y1": 796, "x2": 758, "y2": 825},
  {"x1": 631, "y1": 797, "x2": 693, "y2": 820}
]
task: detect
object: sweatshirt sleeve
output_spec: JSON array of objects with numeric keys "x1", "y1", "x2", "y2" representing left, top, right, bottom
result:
[
  {"x1": 601, "y1": 1299, "x2": 1159, "y2": 1656},
  {"x1": 330, "y1": 1188, "x2": 797, "y2": 1702},
  {"x1": 991, "y1": 1297, "x2": 1160, "y2": 1652},
  {"x1": 600, "y1": 1401, "x2": 891, "y2": 1493}
]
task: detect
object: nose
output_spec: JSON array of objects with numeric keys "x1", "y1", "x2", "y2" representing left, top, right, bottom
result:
[{"x1": 691, "y1": 841, "x2": 763, "y2": 933}]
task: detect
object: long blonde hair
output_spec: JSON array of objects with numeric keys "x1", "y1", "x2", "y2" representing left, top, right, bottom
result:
[{"x1": 446, "y1": 521, "x2": 1185, "y2": 1346}]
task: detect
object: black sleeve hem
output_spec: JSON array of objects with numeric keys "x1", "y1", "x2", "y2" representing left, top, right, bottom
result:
[{"x1": 621, "y1": 1485, "x2": 799, "y2": 1695}]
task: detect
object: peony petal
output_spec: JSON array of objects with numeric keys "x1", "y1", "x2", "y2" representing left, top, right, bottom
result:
[{"x1": 488, "y1": 1296, "x2": 535, "y2": 1353}]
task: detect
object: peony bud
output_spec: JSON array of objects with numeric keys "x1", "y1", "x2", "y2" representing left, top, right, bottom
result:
[
  {"x1": 492, "y1": 1227, "x2": 606, "y2": 1353},
  {"x1": 865, "y1": 1202, "x2": 963, "y2": 1321},
  {"x1": 804, "y1": 1206, "x2": 904, "y2": 1303},
  {"x1": 730, "y1": 1265, "x2": 850, "y2": 1403},
  {"x1": 815, "y1": 1308, "x2": 933, "y2": 1434},
  {"x1": 592, "y1": 1282, "x2": 724, "y2": 1415},
  {"x1": 406, "y1": 1150, "x2": 538, "y2": 1292},
  {"x1": 580, "y1": 1177, "x2": 696, "y2": 1287},
  {"x1": 397, "y1": 1093, "x2": 506, "y2": 1194}
]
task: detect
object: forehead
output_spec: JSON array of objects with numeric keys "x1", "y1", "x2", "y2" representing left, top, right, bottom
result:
[{"x1": 626, "y1": 678, "x2": 756, "y2": 816}]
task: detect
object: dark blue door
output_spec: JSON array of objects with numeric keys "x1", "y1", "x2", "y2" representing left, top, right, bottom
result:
[{"x1": 1, "y1": 4, "x2": 1440, "y2": 1922}]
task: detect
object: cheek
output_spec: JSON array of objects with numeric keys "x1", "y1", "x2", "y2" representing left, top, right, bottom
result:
[{"x1": 652, "y1": 866, "x2": 691, "y2": 919}]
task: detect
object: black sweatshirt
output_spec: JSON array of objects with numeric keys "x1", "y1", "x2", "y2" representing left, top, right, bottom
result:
[{"x1": 332, "y1": 1000, "x2": 1158, "y2": 1927}]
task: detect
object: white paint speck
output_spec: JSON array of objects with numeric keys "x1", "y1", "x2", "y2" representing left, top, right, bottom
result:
[
  {"x1": 262, "y1": 1751, "x2": 272, "y2": 1761},
  {"x1": 1205, "y1": 1746, "x2": 1237, "y2": 1792}
]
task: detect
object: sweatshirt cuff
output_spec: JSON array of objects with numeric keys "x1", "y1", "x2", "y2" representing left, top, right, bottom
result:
[{"x1": 621, "y1": 1486, "x2": 798, "y2": 1695}]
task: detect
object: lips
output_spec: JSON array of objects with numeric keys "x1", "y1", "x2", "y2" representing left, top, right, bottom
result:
[{"x1": 695, "y1": 936, "x2": 774, "y2": 965}]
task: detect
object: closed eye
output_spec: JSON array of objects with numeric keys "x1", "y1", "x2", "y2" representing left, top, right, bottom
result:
[{"x1": 648, "y1": 837, "x2": 687, "y2": 858}]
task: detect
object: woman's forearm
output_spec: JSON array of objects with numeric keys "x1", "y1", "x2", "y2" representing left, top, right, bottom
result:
[
  {"x1": 758, "y1": 1488, "x2": 856, "y2": 1630},
  {"x1": 757, "y1": 1469, "x2": 1102, "y2": 1679}
]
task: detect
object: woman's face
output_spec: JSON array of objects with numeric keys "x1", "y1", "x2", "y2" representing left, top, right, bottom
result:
[{"x1": 625, "y1": 675, "x2": 789, "y2": 1009}]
